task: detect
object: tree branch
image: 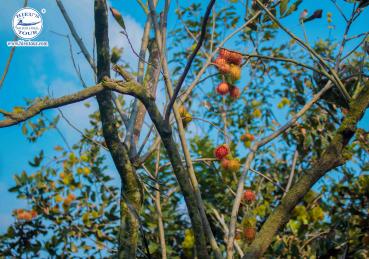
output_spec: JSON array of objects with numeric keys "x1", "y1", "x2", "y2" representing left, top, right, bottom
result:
[
  {"x1": 254, "y1": 0, "x2": 350, "y2": 102},
  {"x1": 164, "y1": 0, "x2": 215, "y2": 123},
  {"x1": 0, "y1": 80, "x2": 143, "y2": 128},
  {"x1": 56, "y1": 0, "x2": 97, "y2": 73},
  {"x1": 94, "y1": 2, "x2": 144, "y2": 258},
  {"x1": 243, "y1": 84, "x2": 369, "y2": 258},
  {"x1": 148, "y1": 1, "x2": 215, "y2": 257}
]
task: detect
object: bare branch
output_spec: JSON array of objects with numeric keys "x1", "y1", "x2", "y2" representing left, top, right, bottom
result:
[
  {"x1": 254, "y1": 0, "x2": 350, "y2": 102},
  {"x1": 148, "y1": 1, "x2": 221, "y2": 257},
  {"x1": 0, "y1": 79, "x2": 144, "y2": 128},
  {"x1": 211, "y1": 208, "x2": 244, "y2": 257},
  {"x1": 0, "y1": 0, "x2": 29, "y2": 88},
  {"x1": 249, "y1": 168, "x2": 286, "y2": 192},
  {"x1": 153, "y1": 144, "x2": 167, "y2": 259},
  {"x1": 56, "y1": 0, "x2": 97, "y2": 73},
  {"x1": 58, "y1": 108, "x2": 108, "y2": 151},
  {"x1": 165, "y1": 0, "x2": 216, "y2": 123}
]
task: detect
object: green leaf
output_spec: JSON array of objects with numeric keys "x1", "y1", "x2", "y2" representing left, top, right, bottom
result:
[
  {"x1": 280, "y1": 0, "x2": 289, "y2": 16},
  {"x1": 8, "y1": 186, "x2": 20, "y2": 193},
  {"x1": 148, "y1": 243, "x2": 159, "y2": 253},
  {"x1": 110, "y1": 7, "x2": 126, "y2": 30},
  {"x1": 29, "y1": 151, "x2": 44, "y2": 167},
  {"x1": 21, "y1": 124, "x2": 28, "y2": 135},
  {"x1": 283, "y1": 0, "x2": 303, "y2": 17}
]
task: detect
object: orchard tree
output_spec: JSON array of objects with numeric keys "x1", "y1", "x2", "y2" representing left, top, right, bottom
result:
[{"x1": 1, "y1": 0, "x2": 369, "y2": 258}]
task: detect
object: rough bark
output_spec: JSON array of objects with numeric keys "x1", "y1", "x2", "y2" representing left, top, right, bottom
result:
[
  {"x1": 94, "y1": 1, "x2": 142, "y2": 258},
  {"x1": 142, "y1": 97, "x2": 210, "y2": 259},
  {"x1": 243, "y1": 85, "x2": 369, "y2": 258}
]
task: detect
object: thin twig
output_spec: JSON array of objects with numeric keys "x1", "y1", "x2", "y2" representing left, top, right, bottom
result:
[
  {"x1": 211, "y1": 208, "x2": 244, "y2": 257},
  {"x1": 58, "y1": 108, "x2": 108, "y2": 151},
  {"x1": 137, "y1": 124, "x2": 155, "y2": 156},
  {"x1": 50, "y1": 31, "x2": 88, "y2": 89},
  {"x1": 341, "y1": 33, "x2": 369, "y2": 61},
  {"x1": 192, "y1": 116, "x2": 232, "y2": 143},
  {"x1": 165, "y1": 0, "x2": 216, "y2": 123},
  {"x1": 330, "y1": 0, "x2": 348, "y2": 22},
  {"x1": 0, "y1": 0, "x2": 29, "y2": 88},
  {"x1": 249, "y1": 168, "x2": 286, "y2": 192},
  {"x1": 55, "y1": 0, "x2": 97, "y2": 73},
  {"x1": 243, "y1": 53, "x2": 325, "y2": 75},
  {"x1": 153, "y1": 144, "x2": 167, "y2": 259},
  {"x1": 254, "y1": 0, "x2": 350, "y2": 102}
]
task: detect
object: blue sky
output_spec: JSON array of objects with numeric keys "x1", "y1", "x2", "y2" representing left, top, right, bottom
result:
[{"x1": 0, "y1": 0, "x2": 368, "y2": 233}]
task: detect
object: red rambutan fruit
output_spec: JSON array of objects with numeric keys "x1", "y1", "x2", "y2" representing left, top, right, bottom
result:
[
  {"x1": 219, "y1": 48, "x2": 232, "y2": 59},
  {"x1": 230, "y1": 86, "x2": 241, "y2": 99},
  {"x1": 243, "y1": 189, "x2": 256, "y2": 203},
  {"x1": 214, "y1": 57, "x2": 231, "y2": 74},
  {"x1": 219, "y1": 48, "x2": 243, "y2": 65},
  {"x1": 244, "y1": 227, "x2": 256, "y2": 242},
  {"x1": 220, "y1": 159, "x2": 230, "y2": 170},
  {"x1": 214, "y1": 144, "x2": 230, "y2": 160},
  {"x1": 228, "y1": 51, "x2": 243, "y2": 65},
  {"x1": 216, "y1": 82, "x2": 230, "y2": 95}
]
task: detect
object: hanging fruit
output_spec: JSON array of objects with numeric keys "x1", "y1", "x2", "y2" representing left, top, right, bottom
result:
[
  {"x1": 219, "y1": 48, "x2": 243, "y2": 66},
  {"x1": 214, "y1": 144, "x2": 230, "y2": 160},
  {"x1": 243, "y1": 227, "x2": 256, "y2": 242},
  {"x1": 230, "y1": 86, "x2": 241, "y2": 99},
  {"x1": 229, "y1": 64, "x2": 241, "y2": 81},
  {"x1": 227, "y1": 158, "x2": 241, "y2": 172},
  {"x1": 243, "y1": 189, "x2": 256, "y2": 203},
  {"x1": 216, "y1": 82, "x2": 230, "y2": 95},
  {"x1": 214, "y1": 57, "x2": 231, "y2": 74}
]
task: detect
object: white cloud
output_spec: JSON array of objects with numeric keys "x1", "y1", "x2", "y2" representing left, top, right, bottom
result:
[
  {"x1": 42, "y1": 0, "x2": 143, "y2": 79},
  {"x1": 0, "y1": 0, "x2": 144, "y2": 232},
  {"x1": 109, "y1": 14, "x2": 143, "y2": 69},
  {"x1": 22, "y1": 0, "x2": 145, "y2": 141}
]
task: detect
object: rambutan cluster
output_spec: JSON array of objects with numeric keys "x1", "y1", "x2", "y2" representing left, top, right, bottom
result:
[
  {"x1": 216, "y1": 82, "x2": 241, "y2": 100},
  {"x1": 241, "y1": 189, "x2": 257, "y2": 242},
  {"x1": 213, "y1": 48, "x2": 243, "y2": 99},
  {"x1": 214, "y1": 144, "x2": 240, "y2": 172}
]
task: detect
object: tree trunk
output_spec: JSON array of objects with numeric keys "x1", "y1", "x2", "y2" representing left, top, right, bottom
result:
[{"x1": 94, "y1": 1, "x2": 142, "y2": 258}]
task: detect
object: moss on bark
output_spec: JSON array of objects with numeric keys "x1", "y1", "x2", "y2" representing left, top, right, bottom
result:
[
  {"x1": 243, "y1": 86, "x2": 369, "y2": 258},
  {"x1": 94, "y1": 1, "x2": 142, "y2": 258}
]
